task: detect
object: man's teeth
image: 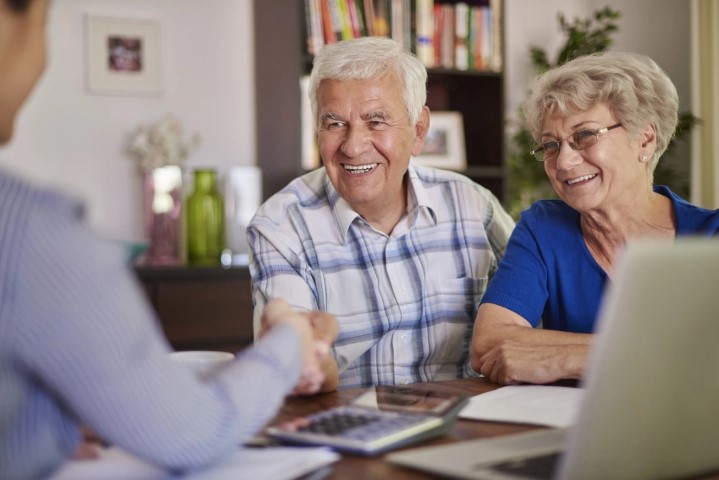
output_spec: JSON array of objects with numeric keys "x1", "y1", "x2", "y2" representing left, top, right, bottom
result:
[
  {"x1": 567, "y1": 174, "x2": 597, "y2": 185},
  {"x1": 344, "y1": 163, "x2": 378, "y2": 173}
]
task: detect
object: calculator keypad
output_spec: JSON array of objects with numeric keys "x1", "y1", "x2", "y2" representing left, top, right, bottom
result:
[{"x1": 298, "y1": 407, "x2": 427, "y2": 441}]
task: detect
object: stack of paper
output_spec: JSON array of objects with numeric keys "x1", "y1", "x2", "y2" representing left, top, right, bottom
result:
[
  {"x1": 50, "y1": 445, "x2": 339, "y2": 480},
  {"x1": 459, "y1": 385, "x2": 584, "y2": 428}
]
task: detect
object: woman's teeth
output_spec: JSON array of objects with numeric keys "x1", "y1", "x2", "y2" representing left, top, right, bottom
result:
[{"x1": 567, "y1": 174, "x2": 597, "y2": 185}]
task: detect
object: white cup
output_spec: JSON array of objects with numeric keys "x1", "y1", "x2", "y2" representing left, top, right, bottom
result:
[{"x1": 169, "y1": 350, "x2": 235, "y2": 378}]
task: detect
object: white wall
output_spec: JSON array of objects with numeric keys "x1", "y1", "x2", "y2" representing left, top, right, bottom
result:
[{"x1": 0, "y1": 0, "x2": 255, "y2": 243}]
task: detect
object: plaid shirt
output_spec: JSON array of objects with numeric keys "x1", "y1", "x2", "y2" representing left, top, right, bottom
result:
[{"x1": 248, "y1": 165, "x2": 514, "y2": 389}]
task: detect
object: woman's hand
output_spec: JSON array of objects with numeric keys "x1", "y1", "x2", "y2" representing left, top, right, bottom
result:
[{"x1": 477, "y1": 341, "x2": 588, "y2": 385}]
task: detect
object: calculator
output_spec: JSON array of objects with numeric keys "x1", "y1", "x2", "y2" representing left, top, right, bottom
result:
[{"x1": 266, "y1": 385, "x2": 469, "y2": 455}]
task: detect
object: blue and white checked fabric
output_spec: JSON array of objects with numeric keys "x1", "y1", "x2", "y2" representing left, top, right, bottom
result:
[{"x1": 248, "y1": 165, "x2": 514, "y2": 389}]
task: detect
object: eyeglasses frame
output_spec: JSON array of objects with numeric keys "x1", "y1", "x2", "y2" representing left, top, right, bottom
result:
[{"x1": 530, "y1": 123, "x2": 623, "y2": 162}]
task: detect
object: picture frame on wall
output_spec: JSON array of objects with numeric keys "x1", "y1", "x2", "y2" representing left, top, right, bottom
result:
[
  {"x1": 412, "y1": 111, "x2": 467, "y2": 171},
  {"x1": 85, "y1": 15, "x2": 162, "y2": 95}
]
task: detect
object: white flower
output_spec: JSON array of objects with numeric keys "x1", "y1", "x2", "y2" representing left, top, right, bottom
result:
[{"x1": 126, "y1": 114, "x2": 200, "y2": 172}]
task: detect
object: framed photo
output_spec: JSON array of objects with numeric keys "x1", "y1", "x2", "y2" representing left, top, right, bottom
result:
[
  {"x1": 412, "y1": 111, "x2": 467, "y2": 170},
  {"x1": 85, "y1": 15, "x2": 162, "y2": 95}
]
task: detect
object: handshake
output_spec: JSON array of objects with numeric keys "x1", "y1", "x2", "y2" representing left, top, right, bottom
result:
[{"x1": 259, "y1": 299, "x2": 339, "y2": 395}]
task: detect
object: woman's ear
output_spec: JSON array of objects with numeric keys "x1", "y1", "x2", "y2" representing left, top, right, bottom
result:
[
  {"x1": 639, "y1": 123, "x2": 657, "y2": 160},
  {"x1": 411, "y1": 106, "x2": 431, "y2": 157}
]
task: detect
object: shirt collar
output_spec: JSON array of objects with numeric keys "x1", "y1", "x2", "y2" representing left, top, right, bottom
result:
[{"x1": 327, "y1": 165, "x2": 439, "y2": 244}]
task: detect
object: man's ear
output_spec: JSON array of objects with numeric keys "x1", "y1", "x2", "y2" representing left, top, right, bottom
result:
[{"x1": 411, "y1": 106, "x2": 431, "y2": 157}]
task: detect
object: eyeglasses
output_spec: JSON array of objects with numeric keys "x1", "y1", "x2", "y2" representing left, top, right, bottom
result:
[{"x1": 530, "y1": 123, "x2": 623, "y2": 162}]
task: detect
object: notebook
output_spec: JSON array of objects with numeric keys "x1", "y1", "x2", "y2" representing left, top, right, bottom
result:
[{"x1": 388, "y1": 239, "x2": 719, "y2": 480}]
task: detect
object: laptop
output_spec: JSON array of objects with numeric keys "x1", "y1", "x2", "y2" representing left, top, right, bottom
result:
[{"x1": 388, "y1": 239, "x2": 719, "y2": 480}]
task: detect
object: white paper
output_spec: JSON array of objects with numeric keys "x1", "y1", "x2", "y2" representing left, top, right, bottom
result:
[
  {"x1": 50, "y1": 445, "x2": 339, "y2": 480},
  {"x1": 459, "y1": 385, "x2": 584, "y2": 428}
]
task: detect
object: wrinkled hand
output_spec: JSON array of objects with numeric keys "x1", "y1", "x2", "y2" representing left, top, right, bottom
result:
[
  {"x1": 261, "y1": 299, "x2": 338, "y2": 395},
  {"x1": 477, "y1": 341, "x2": 571, "y2": 385}
]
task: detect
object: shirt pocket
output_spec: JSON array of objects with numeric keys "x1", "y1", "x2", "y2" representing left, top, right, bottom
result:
[{"x1": 423, "y1": 276, "x2": 487, "y2": 362}]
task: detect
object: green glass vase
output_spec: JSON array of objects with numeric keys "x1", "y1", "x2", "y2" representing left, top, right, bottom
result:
[{"x1": 187, "y1": 169, "x2": 225, "y2": 266}]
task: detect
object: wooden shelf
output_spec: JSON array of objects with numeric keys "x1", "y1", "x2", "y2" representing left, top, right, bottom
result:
[
  {"x1": 254, "y1": 0, "x2": 506, "y2": 201},
  {"x1": 135, "y1": 265, "x2": 254, "y2": 353}
]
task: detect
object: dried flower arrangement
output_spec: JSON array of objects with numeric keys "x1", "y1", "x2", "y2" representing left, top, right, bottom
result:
[{"x1": 126, "y1": 114, "x2": 200, "y2": 172}]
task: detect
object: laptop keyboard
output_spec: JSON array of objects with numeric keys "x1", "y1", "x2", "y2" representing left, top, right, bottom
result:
[{"x1": 490, "y1": 452, "x2": 561, "y2": 479}]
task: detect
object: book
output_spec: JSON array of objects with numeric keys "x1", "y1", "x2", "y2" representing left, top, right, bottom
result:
[
  {"x1": 415, "y1": 0, "x2": 434, "y2": 67},
  {"x1": 321, "y1": 0, "x2": 337, "y2": 43},
  {"x1": 351, "y1": 0, "x2": 368, "y2": 37},
  {"x1": 304, "y1": 0, "x2": 325, "y2": 54},
  {"x1": 489, "y1": 0, "x2": 503, "y2": 71},
  {"x1": 440, "y1": 4, "x2": 454, "y2": 69},
  {"x1": 454, "y1": 2, "x2": 469, "y2": 70},
  {"x1": 373, "y1": 0, "x2": 390, "y2": 37},
  {"x1": 327, "y1": 0, "x2": 347, "y2": 41},
  {"x1": 337, "y1": 0, "x2": 354, "y2": 39},
  {"x1": 391, "y1": 0, "x2": 404, "y2": 47},
  {"x1": 470, "y1": 6, "x2": 484, "y2": 70},
  {"x1": 481, "y1": 5, "x2": 492, "y2": 71},
  {"x1": 433, "y1": 3, "x2": 443, "y2": 67},
  {"x1": 363, "y1": 0, "x2": 376, "y2": 36}
]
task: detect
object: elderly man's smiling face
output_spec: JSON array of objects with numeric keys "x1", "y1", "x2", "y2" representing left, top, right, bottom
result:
[{"x1": 316, "y1": 75, "x2": 428, "y2": 222}]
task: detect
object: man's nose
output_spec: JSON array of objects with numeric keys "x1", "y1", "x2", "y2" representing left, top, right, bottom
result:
[{"x1": 340, "y1": 125, "x2": 371, "y2": 158}]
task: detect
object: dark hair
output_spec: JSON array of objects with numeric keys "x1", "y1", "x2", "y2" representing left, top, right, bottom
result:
[{"x1": 6, "y1": 0, "x2": 33, "y2": 12}]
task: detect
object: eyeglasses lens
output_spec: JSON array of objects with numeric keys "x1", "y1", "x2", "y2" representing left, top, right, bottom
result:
[
  {"x1": 571, "y1": 130, "x2": 598, "y2": 149},
  {"x1": 533, "y1": 130, "x2": 599, "y2": 161}
]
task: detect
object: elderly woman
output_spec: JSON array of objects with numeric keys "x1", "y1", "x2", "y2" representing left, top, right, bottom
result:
[{"x1": 471, "y1": 52, "x2": 719, "y2": 385}]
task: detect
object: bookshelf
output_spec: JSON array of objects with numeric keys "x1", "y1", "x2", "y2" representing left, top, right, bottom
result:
[{"x1": 254, "y1": 0, "x2": 506, "y2": 202}]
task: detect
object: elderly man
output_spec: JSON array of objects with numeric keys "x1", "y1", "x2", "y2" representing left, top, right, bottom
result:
[{"x1": 248, "y1": 37, "x2": 514, "y2": 391}]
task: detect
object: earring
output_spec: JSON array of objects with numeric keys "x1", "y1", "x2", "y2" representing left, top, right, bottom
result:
[{"x1": 641, "y1": 155, "x2": 648, "y2": 162}]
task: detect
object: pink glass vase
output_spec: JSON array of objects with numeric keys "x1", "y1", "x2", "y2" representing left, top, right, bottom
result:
[{"x1": 143, "y1": 166, "x2": 183, "y2": 265}]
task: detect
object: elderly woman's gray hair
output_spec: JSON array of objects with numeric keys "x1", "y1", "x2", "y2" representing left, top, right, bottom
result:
[
  {"x1": 308, "y1": 37, "x2": 427, "y2": 126},
  {"x1": 523, "y1": 51, "x2": 678, "y2": 175}
]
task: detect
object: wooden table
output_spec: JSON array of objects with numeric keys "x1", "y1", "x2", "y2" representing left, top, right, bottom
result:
[{"x1": 266, "y1": 378, "x2": 547, "y2": 479}]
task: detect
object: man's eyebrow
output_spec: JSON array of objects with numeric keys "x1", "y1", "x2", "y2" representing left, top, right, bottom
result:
[
  {"x1": 361, "y1": 111, "x2": 390, "y2": 121},
  {"x1": 320, "y1": 112, "x2": 343, "y2": 122}
]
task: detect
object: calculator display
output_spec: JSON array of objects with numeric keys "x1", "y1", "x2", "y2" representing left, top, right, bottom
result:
[{"x1": 351, "y1": 386, "x2": 464, "y2": 416}]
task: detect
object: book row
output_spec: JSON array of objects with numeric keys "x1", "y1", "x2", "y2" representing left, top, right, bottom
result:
[{"x1": 303, "y1": 0, "x2": 503, "y2": 72}]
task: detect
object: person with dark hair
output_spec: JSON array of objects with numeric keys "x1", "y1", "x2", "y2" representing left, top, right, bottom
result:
[
  {"x1": 0, "y1": 1, "x2": 337, "y2": 479},
  {"x1": 471, "y1": 52, "x2": 719, "y2": 385}
]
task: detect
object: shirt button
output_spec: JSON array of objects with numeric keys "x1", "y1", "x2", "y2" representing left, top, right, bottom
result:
[
  {"x1": 400, "y1": 378, "x2": 409, "y2": 385},
  {"x1": 400, "y1": 334, "x2": 408, "y2": 343}
]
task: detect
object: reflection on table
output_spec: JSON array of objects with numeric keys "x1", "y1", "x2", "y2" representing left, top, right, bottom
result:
[{"x1": 266, "y1": 378, "x2": 546, "y2": 480}]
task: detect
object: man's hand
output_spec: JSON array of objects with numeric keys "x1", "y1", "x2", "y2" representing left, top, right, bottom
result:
[
  {"x1": 260, "y1": 299, "x2": 338, "y2": 395},
  {"x1": 306, "y1": 311, "x2": 339, "y2": 393}
]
